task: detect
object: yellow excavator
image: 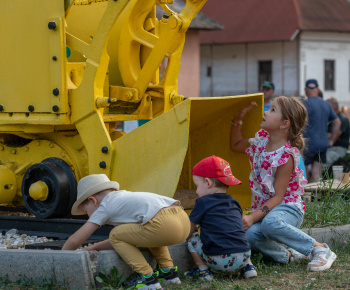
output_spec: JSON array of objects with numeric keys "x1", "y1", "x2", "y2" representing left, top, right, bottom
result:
[{"x1": 0, "y1": 0, "x2": 262, "y2": 218}]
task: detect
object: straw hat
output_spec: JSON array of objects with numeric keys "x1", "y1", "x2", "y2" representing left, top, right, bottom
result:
[{"x1": 71, "y1": 174, "x2": 119, "y2": 215}]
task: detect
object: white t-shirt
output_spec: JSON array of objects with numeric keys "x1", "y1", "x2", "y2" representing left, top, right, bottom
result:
[{"x1": 88, "y1": 190, "x2": 180, "y2": 226}]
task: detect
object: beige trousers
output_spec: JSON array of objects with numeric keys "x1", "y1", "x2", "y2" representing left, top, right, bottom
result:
[{"x1": 109, "y1": 206, "x2": 190, "y2": 275}]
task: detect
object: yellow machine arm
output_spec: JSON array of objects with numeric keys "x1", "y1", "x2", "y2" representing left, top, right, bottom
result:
[{"x1": 65, "y1": 0, "x2": 210, "y2": 177}]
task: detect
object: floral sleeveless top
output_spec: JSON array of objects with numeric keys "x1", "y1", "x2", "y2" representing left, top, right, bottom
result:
[{"x1": 245, "y1": 130, "x2": 307, "y2": 214}]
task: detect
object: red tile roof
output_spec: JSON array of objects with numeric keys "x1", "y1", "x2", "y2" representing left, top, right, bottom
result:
[
  {"x1": 297, "y1": 0, "x2": 350, "y2": 31},
  {"x1": 200, "y1": 0, "x2": 350, "y2": 44}
]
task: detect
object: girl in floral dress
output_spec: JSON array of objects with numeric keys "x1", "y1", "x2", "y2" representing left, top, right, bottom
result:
[{"x1": 230, "y1": 96, "x2": 337, "y2": 272}]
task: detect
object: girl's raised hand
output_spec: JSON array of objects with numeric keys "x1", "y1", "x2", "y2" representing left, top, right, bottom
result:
[
  {"x1": 232, "y1": 102, "x2": 257, "y2": 123},
  {"x1": 230, "y1": 101, "x2": 257, "y2": 153}
]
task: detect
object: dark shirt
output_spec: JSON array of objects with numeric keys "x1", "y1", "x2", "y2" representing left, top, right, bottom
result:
[
  {"x1": 303, "y1": 97, "x2": 337, "y2": 153},
  {"x1": 328, "y1": 112, "x2": 350, "y2": 148},
  {"x1": 189, "y1": 193, "x2": 250, "y2": 256}
]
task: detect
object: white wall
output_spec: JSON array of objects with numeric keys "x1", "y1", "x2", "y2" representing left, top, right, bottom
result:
[
  {"x1": 200, "y1": 41, "x2": 298, "y2": 97},
  {"x1": 200, "y1": 44, "x2": 246, "y2": 96},
  {"x1": 200, "y1": 32, "x2": 350, "y2": 107},
  {"x1": 299, "y1": 31, "x2": 350, "y2": 107}
]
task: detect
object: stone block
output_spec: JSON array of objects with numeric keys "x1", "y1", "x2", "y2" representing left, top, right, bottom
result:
[
  {"x1": 96, "y1": 242, "x2": 194, "y2": 278},
  {"x1": 0, "y1": 249, "x2": 94, "y2": 288}
]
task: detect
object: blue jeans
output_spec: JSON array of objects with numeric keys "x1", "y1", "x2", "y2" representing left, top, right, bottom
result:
[{"x1": 246, "y1": 204, "x2": 315, "y2": 264}]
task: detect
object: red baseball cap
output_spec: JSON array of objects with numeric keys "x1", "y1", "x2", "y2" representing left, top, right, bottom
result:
[{"x1": 192, "y1": 155, "x2": 242, "y2": 186}]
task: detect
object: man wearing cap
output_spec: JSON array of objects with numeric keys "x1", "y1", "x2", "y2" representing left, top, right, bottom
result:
[
  {"x1": 261, "y1": 81, "x2": 275, "y2": 111},
  {"x1": 303, "y1": 79, "x2": 341, "y2": 181}
]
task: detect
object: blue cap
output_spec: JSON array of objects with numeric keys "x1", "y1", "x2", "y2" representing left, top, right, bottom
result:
[
  {"x1": 261, "y1": 81, "x2": 275, "y2": 90},
  {"x1": 305, "y1": 79, "x2": 319, "y2": 88}
]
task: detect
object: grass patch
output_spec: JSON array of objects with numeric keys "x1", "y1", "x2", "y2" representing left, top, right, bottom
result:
[
  {"x1": 302, "y1": 183, "x2": 350, "y2": 229},
  {"x1": 0, "y1": 275, "x2": 63, "y2": 289},
  {"x1": 166, "y1": 241, "x2": 350, "y2": 289},
  {"x1": 96, "y1": 267, "x2": 125, "y2": 288}
]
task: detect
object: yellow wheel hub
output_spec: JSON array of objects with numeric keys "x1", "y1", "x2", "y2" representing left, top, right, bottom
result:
[{"x1": 29, "y1": 181, "x2": 49, "y2": 201}]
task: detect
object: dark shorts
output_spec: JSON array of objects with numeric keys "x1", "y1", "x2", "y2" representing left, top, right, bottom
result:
[{"x1": 303, "y1": 151, "x2": 327, "y2": 165}]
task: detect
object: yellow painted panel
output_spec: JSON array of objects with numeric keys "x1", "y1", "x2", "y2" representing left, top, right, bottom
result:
[
  {"x1": 66, "y1": 2, "x2": 108, "y2": 47},
  {"x1": 186, "y1": 94, "x2": 263, "y2": 210},
  {"x1": 0, "y1": 0, "x2": 68, "y2": 121},
  {"x1": 111, "y1": 100, "x2": 189, "y2": 196}
]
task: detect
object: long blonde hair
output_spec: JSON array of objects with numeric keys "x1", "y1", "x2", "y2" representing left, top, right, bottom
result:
[{"x1": 275, "y1": 96, "x2": 308, "y2": 152}]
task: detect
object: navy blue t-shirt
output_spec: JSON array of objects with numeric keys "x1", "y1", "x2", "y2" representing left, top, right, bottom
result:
[
  {"x1": 189, "y1": 193, "x2": 250, "y2": 256},
  {"x1": 303, "y1": 97, "x2": 337, "y2": 153}
]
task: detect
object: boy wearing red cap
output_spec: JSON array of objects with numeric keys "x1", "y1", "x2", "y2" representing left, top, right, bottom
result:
[{"x1": 184, "y1": 156, "x2": 256, "y2": 280}]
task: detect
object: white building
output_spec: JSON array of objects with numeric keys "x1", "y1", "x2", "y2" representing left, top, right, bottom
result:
[{"x1": 200, "y1": 0, "x2": 350, "y2": 107}]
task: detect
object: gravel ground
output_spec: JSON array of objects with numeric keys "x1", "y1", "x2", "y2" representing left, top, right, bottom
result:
[
  {"x1": 0, "y1": 210, "x2": 34, "y2": 217},
  {"x1": 0, "y1": 229, "x2": 53, "y2": 249},
  {"x1": 0, "y1": 229, "x2": 98, "y2": 275}
]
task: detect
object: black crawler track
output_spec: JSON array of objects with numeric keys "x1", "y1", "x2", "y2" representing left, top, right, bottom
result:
[{"x1": 0, "y1": 214, "x2": 113, "y2": 241}]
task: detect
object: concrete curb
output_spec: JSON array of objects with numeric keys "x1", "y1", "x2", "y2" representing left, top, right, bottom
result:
[
  {"x1": 302, "y1": 224, "x2": 350, "y2": 247},
  {"x1": 1, "y1": 225, "x2": 350, "y2": 288},
  {"x1": 0, "y1": 249, "x2": 95, "y2": 288}
]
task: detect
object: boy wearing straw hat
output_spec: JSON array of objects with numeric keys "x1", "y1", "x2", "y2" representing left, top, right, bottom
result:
[{"x1": 62, "y1": 174, "x2": 190, "y2": 290}]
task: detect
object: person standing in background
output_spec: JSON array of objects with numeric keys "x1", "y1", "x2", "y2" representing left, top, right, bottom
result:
[
  {"x1": 302, "y1": 79, "x2": 341, "y2": 182},
  {"x1": 261, "y1": 81, "x2": 275, "y2": 112},
  {"x1": 341, "y1": 106, "x2": 350, "y2": 122}
]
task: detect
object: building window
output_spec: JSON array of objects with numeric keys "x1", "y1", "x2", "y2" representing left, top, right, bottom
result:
[
  {"x1": 207, "y1": 66, "x2": 212, "y2": 77},
  {"x1": 258, "y1": 61, "x2": 272, "y2": 89},
  {"x1": 324, "y1": 60, "x2": 335, "y2": 91}
]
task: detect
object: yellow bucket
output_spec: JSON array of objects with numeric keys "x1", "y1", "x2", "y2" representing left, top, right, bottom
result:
[{"x1": 112, "y1": 94, "x2": 263, "y2": 210}]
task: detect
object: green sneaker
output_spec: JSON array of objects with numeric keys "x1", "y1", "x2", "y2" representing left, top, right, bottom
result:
[
  {"x1": 154, "y1": 263, "x2": 181, "y2": 284},
  {"x1": 122, "y1": 271, "x2": 162, "y2": 289}
]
